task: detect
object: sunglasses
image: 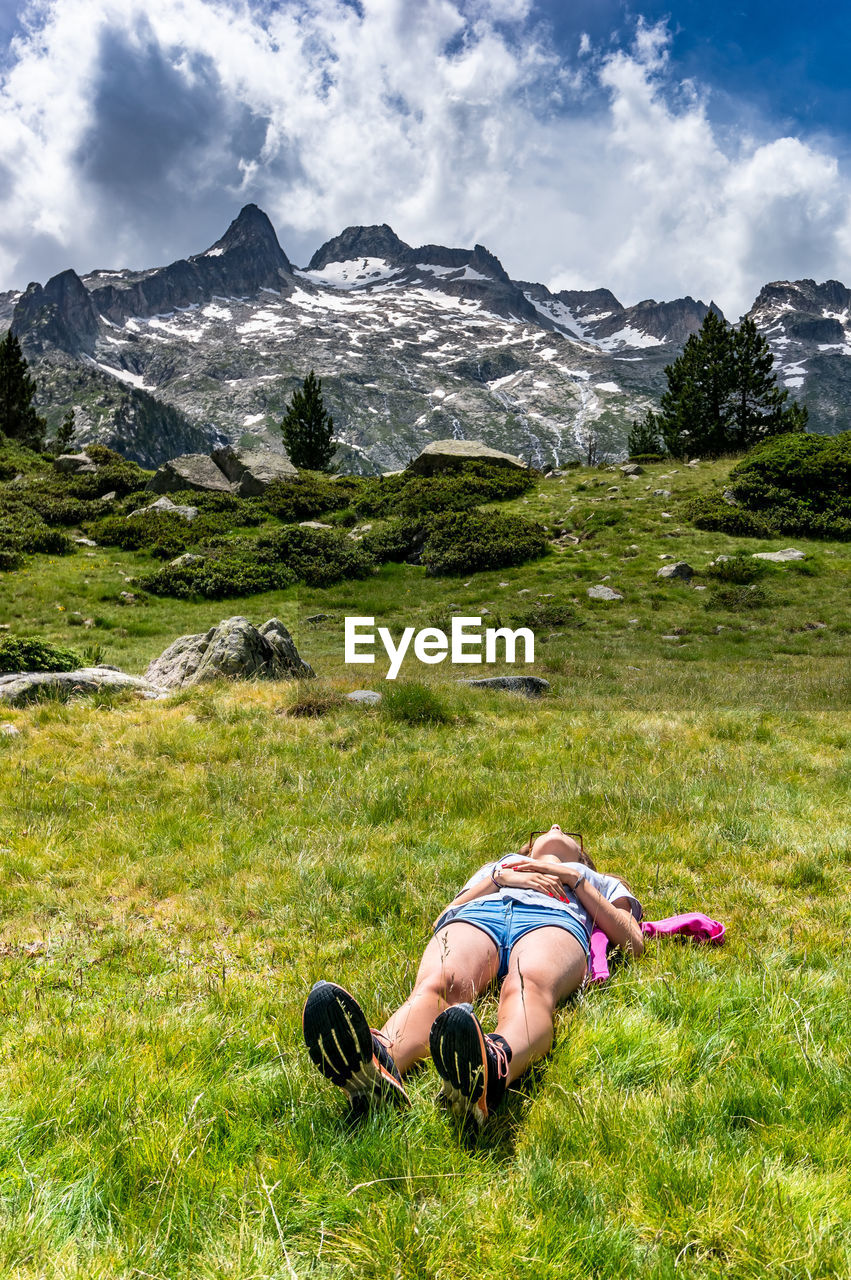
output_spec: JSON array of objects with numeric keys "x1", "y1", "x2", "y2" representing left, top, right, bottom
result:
[{"x1": 529, "y1": 829, "x2": 584, "y2": 855}]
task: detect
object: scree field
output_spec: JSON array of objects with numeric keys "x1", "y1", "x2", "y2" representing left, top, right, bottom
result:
[{"x1": 0, "y1": 458, "x2": 849, "y2": 1279}]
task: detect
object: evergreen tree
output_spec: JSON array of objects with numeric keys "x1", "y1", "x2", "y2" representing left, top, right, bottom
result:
[
  {"x1": 729, "y1": 317, "x2": 807, "y2": 448},
  {"x1": 657, "y1": 310, "x2": 806, "y2": 459},
  {"x1": 0, "y1": 329, "x2": 45, "y2": 450},
  {"x1": 279, "y1": 370, "x2": 336, "y2": 471},
  {"x1": 658, "y1": 310, "x2": 734, "y2": 459},
  {"x1": 55, "y1": 407, "x2": 76, "y2": 453},
  {"x1": 627, "y1": 409, "x2": 663, "y2": 457}
]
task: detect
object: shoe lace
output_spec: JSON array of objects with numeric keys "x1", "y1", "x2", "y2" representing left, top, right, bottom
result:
[{"x1": 485, "y1": 1034, "x2": 510, "y2": 1082}]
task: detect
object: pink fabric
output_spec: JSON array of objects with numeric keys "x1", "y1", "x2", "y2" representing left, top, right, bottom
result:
[{"x1": 587, "y1": 912, "x2": 726, "y2": 984}]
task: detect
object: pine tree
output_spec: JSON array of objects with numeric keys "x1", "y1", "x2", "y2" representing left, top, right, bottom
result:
[
  {"x1": 658, "y1": 310, "x2": 734, "y2": 459},
  {"x1": 55, "y1": 407, "x2": 76, "y2": 453},
  {"x1": 0, "y1": 329, "x2": 45, "y2": 450},
  {"x1": 279, "y1": 370, "x2": 336, "y2": 471},
  {"x1": 657, "y1": 310, "x2": 806, "y2": 459},
  {"x1": 627, "y1": 409, "x2": 663, "y2": 458},
  {"x1": 729, "y1": 317, "x2": 807, "y2": 448}
]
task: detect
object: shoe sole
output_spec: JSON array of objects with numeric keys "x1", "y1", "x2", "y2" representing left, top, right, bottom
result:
[
  {"x1": 302, "y1": 981, "x2": 410, "y2": 1107},
  {"x1": 429, "y1": 1004, "x2": 489, "y2": 1127}
]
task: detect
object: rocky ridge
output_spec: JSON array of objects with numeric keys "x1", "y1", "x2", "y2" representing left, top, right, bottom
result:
[{"x1": 6, "y1": 205, "x2": 834, "y2": 472}]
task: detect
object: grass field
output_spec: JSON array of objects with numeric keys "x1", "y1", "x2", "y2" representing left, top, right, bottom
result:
[{"x1": 0, "y1": 458, "x2": 849, "y2": 1278}]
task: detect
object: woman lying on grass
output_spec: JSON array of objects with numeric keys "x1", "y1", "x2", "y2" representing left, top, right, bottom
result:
[{"x1": 303, "y1": 823, "x2": 644, "y2": 1126}]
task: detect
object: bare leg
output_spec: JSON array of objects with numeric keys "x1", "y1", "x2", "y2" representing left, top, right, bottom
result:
[
  {"x1": 380, "y1": 923, "x2": 498, "y2": 1073},
  {"x1": 494, "y1": 927, "x2": 587, "y2": 1081}
]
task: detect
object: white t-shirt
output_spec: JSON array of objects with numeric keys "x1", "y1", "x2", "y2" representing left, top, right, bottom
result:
[{"x1": 434, "y1": 856, "x2": 643, "y2": 941}]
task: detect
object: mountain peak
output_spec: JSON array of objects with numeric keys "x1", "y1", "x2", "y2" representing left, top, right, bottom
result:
[
  {"x1": 199, "y1": 204, "x2": 292, "y2": 271},
  {"x1": 307, "y1": 225, "x2": 411, "y2": 271}
]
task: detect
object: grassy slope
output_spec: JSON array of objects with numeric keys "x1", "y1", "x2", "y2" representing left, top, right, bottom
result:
[{"x1": 0, "y1": 459, "x2": 849, "y2": 1279}]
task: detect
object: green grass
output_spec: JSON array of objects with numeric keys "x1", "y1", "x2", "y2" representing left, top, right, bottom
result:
[{"x1": 0, "y1": 459, "x2": 849, "y2": 1277}]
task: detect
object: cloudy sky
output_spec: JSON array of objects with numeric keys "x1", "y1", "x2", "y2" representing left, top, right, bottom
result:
[{"x1": 1, "y1": 0, "x2": 850, "y2": 318}]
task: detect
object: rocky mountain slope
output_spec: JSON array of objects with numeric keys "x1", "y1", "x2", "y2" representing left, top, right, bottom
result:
[{"x1": 6, "y1": 205, "x2": 839, "y2": 471}]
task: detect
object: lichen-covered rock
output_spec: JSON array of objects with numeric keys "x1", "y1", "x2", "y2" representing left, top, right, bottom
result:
[
  {"x1": 656, "y1": 562, "x2": 694, "y2": 580},
  {"x1": 587, "y1": 584, "x2": 623, "y2": 601},
  {"x1": 211, "y1": 445, "x2": 296, "y2": 496},
  {"x1": 145, "y1": 616, "x2": 314, "y2": 689},
  {"x1": 752, "y1": 548, "x2": 806, "y2": 562},
  {"x1": 54, "y1": 452, "x2": 95, "y2": 474},
  {"x1": 0, "y1": 667, "x2": 166, "y2": 706},
  {"x1": 130, "y1": 495, "x2": 198, "y2": 522},
  {"x1": 407, "y1": 439, "x2": 526, "y2": 475},
  {"x1": 148, "y1": 454, "x2": 235, "y2": 494},
  {"x1": 458, "y1": 675, "x2": 550, "y2": 697}
]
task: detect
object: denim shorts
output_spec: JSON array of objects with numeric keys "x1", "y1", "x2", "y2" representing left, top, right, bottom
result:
[{"x1": 439, "y1": 897, "x2": 590, "y2": 979}]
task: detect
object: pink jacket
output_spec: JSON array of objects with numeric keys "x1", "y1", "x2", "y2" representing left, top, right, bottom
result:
[{"x1": 588, "y1": 912, "x2": 726, "y2": 984}]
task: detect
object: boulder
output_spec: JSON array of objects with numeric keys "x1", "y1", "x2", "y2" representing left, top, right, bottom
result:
[
  {"x1": 752, "y1": 548, "x2": 806, "y2": 562},
  {"x1": 620, "y1": 462, "x2": 643, "y2": 476},
  {"x1": 587, "y1": 585, "x2": 623, "y2": 601},
  {"x1": 130, "y1": 495, "x2": 198, "y2": 522},
  {"x1": 170, "y1": 553, "x2": 204, "y2": 567},
  {"x1": 407, "y1": 439, "x2": 526, "y2": 475},
  {"x1": 458, "y1": 676, "x2": 550, "y2": 697},
  {"x1": 0, "y1": 667, "x2": 166, "y2": 707},
  {"x1": 656, "y1": 562, "x2": 694, "y2": 581},
  {"x1": 298, "y1": 520, "x2": 333, "y2": 530},
  {"x1": 145, "y1": 616, "x2": 314, "y2": 689},
  {"x1": 346, "y1": 689, "x2": 381, "y2": 705},
  {"x1": 211, "y1": 445, "x2": 297, "y2": 496},
  {"x1": 148, "y1": 454, "x2": 236, "y2": 494},
  {"x1": 54, "y1": 452, "x2": 95, "y2": 474}
]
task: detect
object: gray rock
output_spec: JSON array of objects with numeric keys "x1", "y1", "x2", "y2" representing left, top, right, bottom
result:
[
  {"x1": 587, "y1": 585, "x2": 623, "y2": 601},
  {"x1": 170, "y1": 553, "x2": 204, "y2": 567},
  {"x1": 54, "y1": 452, "x2": 93, "y2": 474},
  {"x1": 1, "y1": 722, "x2": 21, "y2": 736},
  {"x1": 73, "y1": 536, "x2": 98, "y2": 547},
  {"x1": 458, "y1": 675, "x2": 550, "y2": 697},
  {"x1": 620, "y1": 462, "x2": 643, "y2": 476},
  {"x1": 148, "y1": 454, "x2": 236, "y2": 494},
  {"x1": 298, "y1": 520, "x2": 333, "y2": 530},
  {"x1": 654, "y1": 489, "x2": 671, "y2": 497},
  {"x1": 407, "y1": 439, "x2": 526, "y2": 475},
  {"x1": 656, "y1": 561, "x2": 694, "y2": 581},
  {"x1": 305, "y1": 613, "x2": 332, "y2": 623},
  {"x1": 722, "y1": 488, "x2": 739, "y2": 506},
  {"x1": 100, "y1": 491, "x2": 117, "y2": 503},
  {"x1": 346, "y1": 689, "x2": 381, "y2": 704},
  {"x1": 211, "y1": 444, "x2": 296, "y2": 496},
  {"x1": 0, "y1": 667, "x2": 166, "y2": 707},
  {"x1": 118, "y1": 591, "x2": 138, "y2": 605},
  {"x1": 130, "y1": 495, "x2": 198, "y2": 522},
  {"x1": 144, "y1": 616, "x2": 314, "y2": 689},
  {"x1": 752, "y1": 548, "x2": 806, "y2": 562}
]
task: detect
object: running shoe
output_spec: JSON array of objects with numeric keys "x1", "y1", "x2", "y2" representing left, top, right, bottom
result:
[
  {"x1": 429, "y1": 1003, "x2": 511, "y2": 1126},
  {"x1": 302, "y1": 980, "x2": 410, "y2": 1108}
]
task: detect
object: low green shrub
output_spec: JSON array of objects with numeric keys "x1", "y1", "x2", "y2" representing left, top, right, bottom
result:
[
  {"x1": 352, "y1": 461, "x2": 536, "y2": 519},
  {"x1": 140, "y1": 552, "x2": 296, "y2": 600},
  {"x1": 0, "y1": 436, "x2": 46, "y2": 481},
  {"x1": 713, "y1": 431, "x2": 851, "y2": 540},
  {"x1": 360, "y1": 518, "x2": 427, "y2": 564},
  {"x1": 262, "y1": 473, "x2": 363, "y2": 522},
  {"x1": 0, "y1": 636, "x2": 82, "y2": 673},
  {"x1": 420, "y1": 509, "x2": 548, "y2": 576},
  {"x1": 0, "y1": 549, "x2": 22, "y2": 571},
  {"x1": 704, "y1": 552, "x2": 770, "y2": 584},
  {"x1": 0, "y1": 499, "x2": 74, "y2": 556},
  {"x1": 628, "y1": 453, "x2": 667, "y2": 464},
  {"x1": 513, "y1": 600, "x2": 580, "y2": 629},
  {"x1": 257, "y1": 526, "x2": 375, "y2": 587},
  {"x1": 685, "y1": 493, "x2": 774, "y2": 537}
]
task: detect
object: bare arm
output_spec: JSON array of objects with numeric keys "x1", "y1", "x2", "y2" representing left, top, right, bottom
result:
[
  {"x1": 432, "y1": 861, "x2": 566, "y2": 927},
  {"x1": 575, "y1": 882, "x2": 644, "y2": 957}
]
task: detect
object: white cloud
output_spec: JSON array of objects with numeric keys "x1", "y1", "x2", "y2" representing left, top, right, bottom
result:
[{"x1": 0, "y1": 3, "x2": 850, "y2": 317}]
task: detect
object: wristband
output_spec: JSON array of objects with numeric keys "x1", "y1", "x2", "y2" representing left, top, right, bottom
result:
[
  {"x1": 491, "y1": 866, "x2": 503, "y2": 889},
  {"x1": 573, "y1": 871, "x2": 587, "y2": 893}
]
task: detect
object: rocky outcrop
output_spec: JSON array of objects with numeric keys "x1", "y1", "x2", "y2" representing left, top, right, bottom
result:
[
  {"x1": 211, "y1": 445, "x2": 297, "y2": 495},
  {"x1": 458, "y1": 675, "x2": 550, "y2": 697},
  {"x1": 54, "y1": 452, "x2": 96, "y2": 474},
  {"x1": 148, "y1": 454, "x2": 236, "y2": 494},
  {"x1": 656, "y1": 561, "x2": 694, "y2": 580},
  {"x1": 145, "y1": 617, "x2": 314, "y2": 689},
  {"x1": 408, "y1": 439, "x2": 526, "y2": 474},
  {"x1": 0, "y1": 667, "x2": 166, "y2": 706},
  {"x1": 129, "y1": 495, "x2": 198, "y2": 521},
  {"x1": 13, "y1": 269, "x2": 101, "y2": 355}
]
